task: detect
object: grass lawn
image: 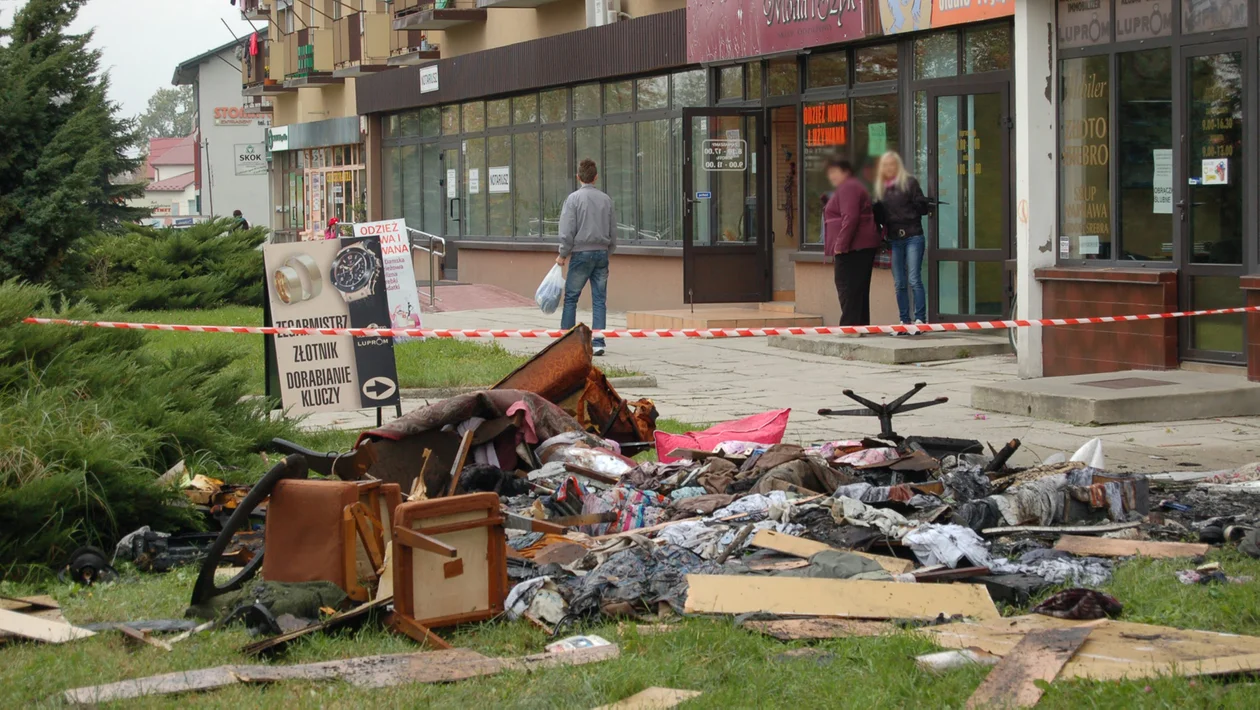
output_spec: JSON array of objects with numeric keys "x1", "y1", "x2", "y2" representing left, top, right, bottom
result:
[
  {"x1": 2, "y1": 551, "x2": 1260, "y2": 708},
  {"x1": 115, "y1": 306, "x2": 636, "y2": 395}
]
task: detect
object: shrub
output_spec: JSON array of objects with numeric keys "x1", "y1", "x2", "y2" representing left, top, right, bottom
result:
[
  {"x1": 75, "y1": 219, "x2": 266, "y2": 311},
  {"x1": 0, "y1": 280, "x2": 299, "y2": 579}
]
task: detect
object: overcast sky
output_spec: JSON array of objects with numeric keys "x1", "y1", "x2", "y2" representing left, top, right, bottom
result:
[{"x1": 5, "y1": 0, "x2": 259, "y2": 118}]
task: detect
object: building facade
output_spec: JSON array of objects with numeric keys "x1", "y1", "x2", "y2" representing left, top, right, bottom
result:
[
  {"x1": 174, "y1": 39, "x2": 271, "y2": 225},
  {"x1": 238, "y1": 0, "x2": 1260, "y2": 381}
]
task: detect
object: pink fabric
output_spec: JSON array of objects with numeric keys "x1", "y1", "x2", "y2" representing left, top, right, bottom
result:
[{"x1": 654, "y1": 409, "x2": 792, "y2": 464}]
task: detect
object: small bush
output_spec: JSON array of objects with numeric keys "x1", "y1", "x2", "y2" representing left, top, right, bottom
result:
[
  {"x1": 0, "y1": 280, "x2": 299, "y2": 579},
  {"x1": 74, "y1": 219, "x2": 266, "y2": 311}
]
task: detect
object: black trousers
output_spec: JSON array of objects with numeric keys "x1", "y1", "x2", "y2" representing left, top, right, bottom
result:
[{"x1": 833, "y1": 248, "x2": 877, "y2": 327}]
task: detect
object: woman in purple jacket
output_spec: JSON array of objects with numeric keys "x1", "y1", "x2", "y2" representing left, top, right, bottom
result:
[{"x1": 823, "y1": 157, "x2": 882, "y2": 331}]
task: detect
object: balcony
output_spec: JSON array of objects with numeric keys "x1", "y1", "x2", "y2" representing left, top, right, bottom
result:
[
  {"x1": 476, "y1": 0, "x2": 567, "y2": 7},
  {"x1": 393, "y1": 0, "x2": 486, "y2": 31},
  {"x1": 240, "y1": 36, "x2": 295, "y2": 97},
  {"x1": 333, "y1": 12, "x2": 396, "y2": 77},
  {"x1": 239, "y1": 0, "x2": 270, "y2": 21},
  {"x1": 283, "y1": 28, "x2": 344, "y2": 88},
  {"x1": 388, "y1": 24, "x2": 439, "y2": 67}
]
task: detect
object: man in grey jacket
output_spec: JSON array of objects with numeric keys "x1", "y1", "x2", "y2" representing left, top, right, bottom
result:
[{"x1": 557, "y1": 158, "x2": 616, "y2": 355}]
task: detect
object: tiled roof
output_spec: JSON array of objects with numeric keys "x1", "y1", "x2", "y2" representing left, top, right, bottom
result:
[{"x1": 146, "y1": 171, "x2": 196, "y2": 192}]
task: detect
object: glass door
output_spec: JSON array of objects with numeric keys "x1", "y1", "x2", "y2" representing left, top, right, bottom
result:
[
  {"x1": 926, "y1": 83, "x2": 1012, "y2": 321},
  {"x1": 1181, "y1": 43, "x2": 1246, "y2": 364},
  {"x1": 438, "y1": 145, "x2": 461, "y2": 278},
  {"x1": 681, "y1": 108, "x2": 769, "y2": 304}
]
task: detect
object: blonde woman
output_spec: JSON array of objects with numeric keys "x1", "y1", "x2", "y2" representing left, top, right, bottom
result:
[{"x1": 874, "y1": 151, "x2": 931, "y2": 333}]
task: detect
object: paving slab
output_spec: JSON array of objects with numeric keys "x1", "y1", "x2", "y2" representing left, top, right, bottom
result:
[
  {"x1": 972, "y1": 370, "x2": 1260, "y2": 425},
  {"x1": 768, "y1": 332, "x2": 1013, "y2": 364}
]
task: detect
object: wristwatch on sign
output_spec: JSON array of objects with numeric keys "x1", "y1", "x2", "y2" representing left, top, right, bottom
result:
[
  {"x1": 273, "y1": 254, "x2": 322, "y2": 305},
  {"x1": 330, "y1": 242, "x2": 380, "y2": 304}
]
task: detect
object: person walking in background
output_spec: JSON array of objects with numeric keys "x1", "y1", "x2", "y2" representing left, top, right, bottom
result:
[
  {"x1": 824, "y1": 157, "x2": 881, "y2": 333},
  {"x1": 231, "y1": 209, "x2": 250, "y2": 231},
  {"x1": 873, "y1": 151, "x2": 932, "y2": 335},
  {"x1": 557, "y1": 158, "x2": 616, "y2": 356}
]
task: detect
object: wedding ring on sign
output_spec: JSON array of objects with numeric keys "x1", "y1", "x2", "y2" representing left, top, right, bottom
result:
[{"x1": 273, "y1": 254, "x2": 322, "y2": 304}]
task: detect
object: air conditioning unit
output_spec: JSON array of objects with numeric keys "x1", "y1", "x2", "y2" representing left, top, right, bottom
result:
[{"x1": 586, "y1": 0, "x2": 621, "y2": 27}]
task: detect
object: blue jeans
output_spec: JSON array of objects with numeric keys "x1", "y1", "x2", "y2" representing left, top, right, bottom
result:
[
  {"x1": 560, "y1": 250, "x2": 609, "y2": 347},
  {"x1": 890, "y1": 234, "x2": 926, "y2": 324}
]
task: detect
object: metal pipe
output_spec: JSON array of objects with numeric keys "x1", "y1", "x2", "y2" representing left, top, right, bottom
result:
[{"x1": 407, "y1": 227, "x2": 444, "y2": 306}]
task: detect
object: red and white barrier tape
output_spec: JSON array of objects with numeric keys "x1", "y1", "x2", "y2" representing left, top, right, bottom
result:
[{"x1": 21, "y1": 305, "x2": 1260, "y2": 339}]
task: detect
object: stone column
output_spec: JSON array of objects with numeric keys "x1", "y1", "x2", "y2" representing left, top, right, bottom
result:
[{"x1": 1014, "y1": 0, "x2": 1058, "y2": 378}]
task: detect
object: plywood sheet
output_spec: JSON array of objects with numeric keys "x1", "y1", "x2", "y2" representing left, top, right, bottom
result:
[
  {"x1": 925, "y1": 615, "x2": 1260, "y2": 681},
  {"x1": 593, "y1": 687, "x2": 702, "y2": 709},
  {"x1": 749, "y1": 530, "x2": 915, "y2": 575},
  {"x1": 0, "y1": 607, "x2": 94, "y2": 644},
  {"x1": 965, "y1": 626, "x2": 1092, "y2": 709},
  {"x1": 410, "y1": 526, "x2": 490, "y2": 619},
  {"x1": 684, "y1": 575, "x2": 999, "y2": 620},
  {"x1": 1053, "y1": 535, "x2": 1210, "y2": 559},
  {"x1": 743, "y1": 617, "x2": 894, "y2": 640}
]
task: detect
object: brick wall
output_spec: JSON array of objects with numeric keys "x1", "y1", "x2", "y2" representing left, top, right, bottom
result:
[{"x1": 1035, "y1": 268, "x2": 1178, "y2": 376}]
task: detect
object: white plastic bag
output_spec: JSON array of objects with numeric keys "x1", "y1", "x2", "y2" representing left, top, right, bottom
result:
[{"x1": 535, "y1": 264, "x2": 564, "y2": 315}]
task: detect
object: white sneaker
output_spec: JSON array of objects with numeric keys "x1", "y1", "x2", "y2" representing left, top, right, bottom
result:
[
  {"x1": 894, "y1": 323, "x2": 911, "y2": 337},
  {"x1": 593, "y1": 346, "x2": 606, "y2": 357}
]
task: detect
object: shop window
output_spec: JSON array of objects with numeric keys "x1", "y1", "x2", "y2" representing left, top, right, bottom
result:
[
  {"x1": 463, "y1": 102, "x2": 485, "y2": 133},
  {"x1": 965, "y1": 25, "x2": 1011, "y2": 74},
  {"x1": 673, "y1": 70, "x2": 707, "y2": 109},
  {"x1": 1116, "y1": 49, "x2": 1172, "y2": 262},
  {"x1": 487, "y1": 99, "x2": 510, "y2": 129},
  {"x1": 671, "y1": 117, "x2": 683, "y2": 241},
  {"x1": 1188, "y1": 50, "x2": 1243, "y2": 265},
  {"x1": 401, "y1": 144, "x2": 421, "y2": 229},
  {"x1": 1058, "y1": 0, "x2": 1113, "y2": 49},
  {"x1": 1117, "y1": 0, "x2": 1172, "y2": 40},
  {"x1": 400, "y1": 111, "x2": 420, "y2": 136},
  {"x1": 718, "y1": 66, "x2": 743, "y2": 101},
  {"x1": 913, "y1": 91, "x2": 928, "y2": 181},
  {"x1": 513, "y1": 94, "x2": 538, "y2": 125},
  {"x1": 487, "y1": 135, "x2": 511, "y2": 236},
  {"x1": 382, "y1": 145, "x2": 400, "y2": 219},
  {"x1": 605, "y1": 123, "x2": 635, "y2": 238},
  {"x1": 575, "y1": 126, "x2": 601, "y2": 188},
  {"x1": 1182, "y1": 0, "x2": 1247, "y2": 34},
  {"x1": 442, "y1": 106, "x2": 459, "y2": 135},
  {"x1": 418, "y1": 107, "x2": 440, "y2": 138},
  {"x1": 915, "y1": 32, "x2": 957, "y2": 80},
  {"x1": 767, "y1": 59, "x2": 798, "y2": 96},
  {"x1": 637, "y1": 76, "x2": 668, "y2": 111},
  {"x1": 464, "y1": 137, "x2": 486, "y2": 235},
  {"x1": 513, "y1": 133, "x2": 540, "y2": 236},
  {"x1": 856, "y1": 44, "x2": 897, "y2": 83},
  {"x1": 421, "y1": 143, "x2": 441, "y2": 235},
  {"x1": 540, "y1": 89, "x2": 567, "y2": 124},
  {"x1": 541, "y1": 129, "x2": 569, "y2": 237},
  {"x1": 385, "y1": 114, "x2": 400, "y2": 139},
  {"x1": 808, "y1": 51, "x2": 848, "y2": 89},
  {"x1": 573, "y1": 83, "x2": 600, "y2": 120},
  {"x1": 637, "y1": 120, "x2": 671, "y2": 240},
  {"x1": 746, "y1": 62, "x2": 763, "y2": 99},
  {"x1": 853, "y1": 95, "x2": 900, "y2": 191},
  {"x1": 605, "y1": 81, "x2": 634, "y2": 114},
  {"x1": 802, "y1": 99, "x2": 850, "y2": 245},
  {"x1": 1058, "y1": 55, "x2": 1112, "y2": 260}
]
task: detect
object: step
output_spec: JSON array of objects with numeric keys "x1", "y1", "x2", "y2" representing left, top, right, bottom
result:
[
  {"x1": 626, "y1": 307, "x2": 823, "y2": 330},
  {"x1": 768, "y1": 331, "x2": 1013, "y2": 364},
  {"x1": 758, "y1": 301, "x2": 799, "y2": 314},
  {"x1": 972, "y1": 369, "x2": 1260, "y2": 425}
]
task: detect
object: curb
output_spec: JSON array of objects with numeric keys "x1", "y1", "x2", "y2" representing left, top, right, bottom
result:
[{"x1": 400, "y1": 375, "x2": 658, "y2": 399}]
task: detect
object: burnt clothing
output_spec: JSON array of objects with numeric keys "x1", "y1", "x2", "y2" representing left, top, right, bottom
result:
[
  {"x1": 834, "y1": 248, "x2": 877, "y2": 326},
  {"x1": 877, "y1": 176, "x2": 931, "y2": 238},
  {"x1": 823, "y1": 179, "x2": 881, "y2": 256}
]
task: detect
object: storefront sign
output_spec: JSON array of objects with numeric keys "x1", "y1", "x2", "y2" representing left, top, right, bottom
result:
[
  {"x1": 1057, "y1": 0, "x2": 1113, "y2": 48},
  {"x1": 1152, "y1": 148, "x2": 1173, "y2": 214},
  {"x1": 803, "y1": 101, "x2": 849, "y2": 148},
  {"x1": 1059, "y1": 56, "x2": 1111, "y2": 256},
  {"x1": 264, "y1": 239, "x2": 400, "y2": 415},
  {"x1": 468, "y1": 168, "x2": 480, "y2": 194},
  {"x1": 419, "y1": 65, "x2": 439, "y2": 94},
  {"x1": 268, "y1": 125, "x2": 290, "y2": 153},
  {"x1": 352, "y1": 219, "x2": 423, "y2": 342},
  {"x1": 1115, "y1": 0, "x2": 1171, "y2": 40},
  {"x1": 702, "y1": 139, "x2": 747, "y2": 171},
  {"x1": 685, "y1": 0, "x2": 866, "y2": 64},
  {"x1": 878, "y1": 0, "x2": 1013, "y2": 35},
  {"x1": 213, "y1": 105, "x2": 271, "y2": 127},
  {"x1": 488, "y1": 166, "x2": 511, "y2": 193},
  {"x1": 1183, "y1": 0, "x2": 1248, "y2": 34},
  {"x1": 234, "y1": 143, "x2": 267, "y2": 176}
]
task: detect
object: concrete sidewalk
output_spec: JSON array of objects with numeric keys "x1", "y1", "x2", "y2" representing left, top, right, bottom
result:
[{"x1": 301, "y1": 306, "x2": 1260, "y2": 473}]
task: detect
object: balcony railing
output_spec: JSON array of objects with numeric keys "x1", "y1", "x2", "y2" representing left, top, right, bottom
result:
[
  {"x1": 393, "y1": 0, "x2": 486, "y2": 31},
  {"x1": 283, "y1": 28, "x2": 338, "y2": 86},
  {"x1": 240, "y1": 35, "x2": 294, "y2": 96},
  {"x1": 333, "y1": 11, "x2": 399, "y2": 74},
  {"x1": 239, "y1": 0, "x2": 270, "y2": 22}
]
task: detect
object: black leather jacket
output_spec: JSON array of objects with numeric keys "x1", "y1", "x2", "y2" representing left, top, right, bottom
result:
[{"x1": 875, "y1": 176, "x2": 931, "y2": 238}]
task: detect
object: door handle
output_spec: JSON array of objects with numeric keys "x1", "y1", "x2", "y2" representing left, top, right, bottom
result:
[
  {"x1": 1177, "y1": 199, "x2": 1186, "y2": 222},
  {"x1": 449, "y1": 197, "x2": 462, "y2": 220}
]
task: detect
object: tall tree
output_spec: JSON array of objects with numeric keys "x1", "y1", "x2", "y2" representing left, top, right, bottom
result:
[
  {"x1": 137, "y1": 85, "x2": 195, "y2": 140},
  {"x1": 0, "y1": 0, "x2": 147, "y2": 289}
]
